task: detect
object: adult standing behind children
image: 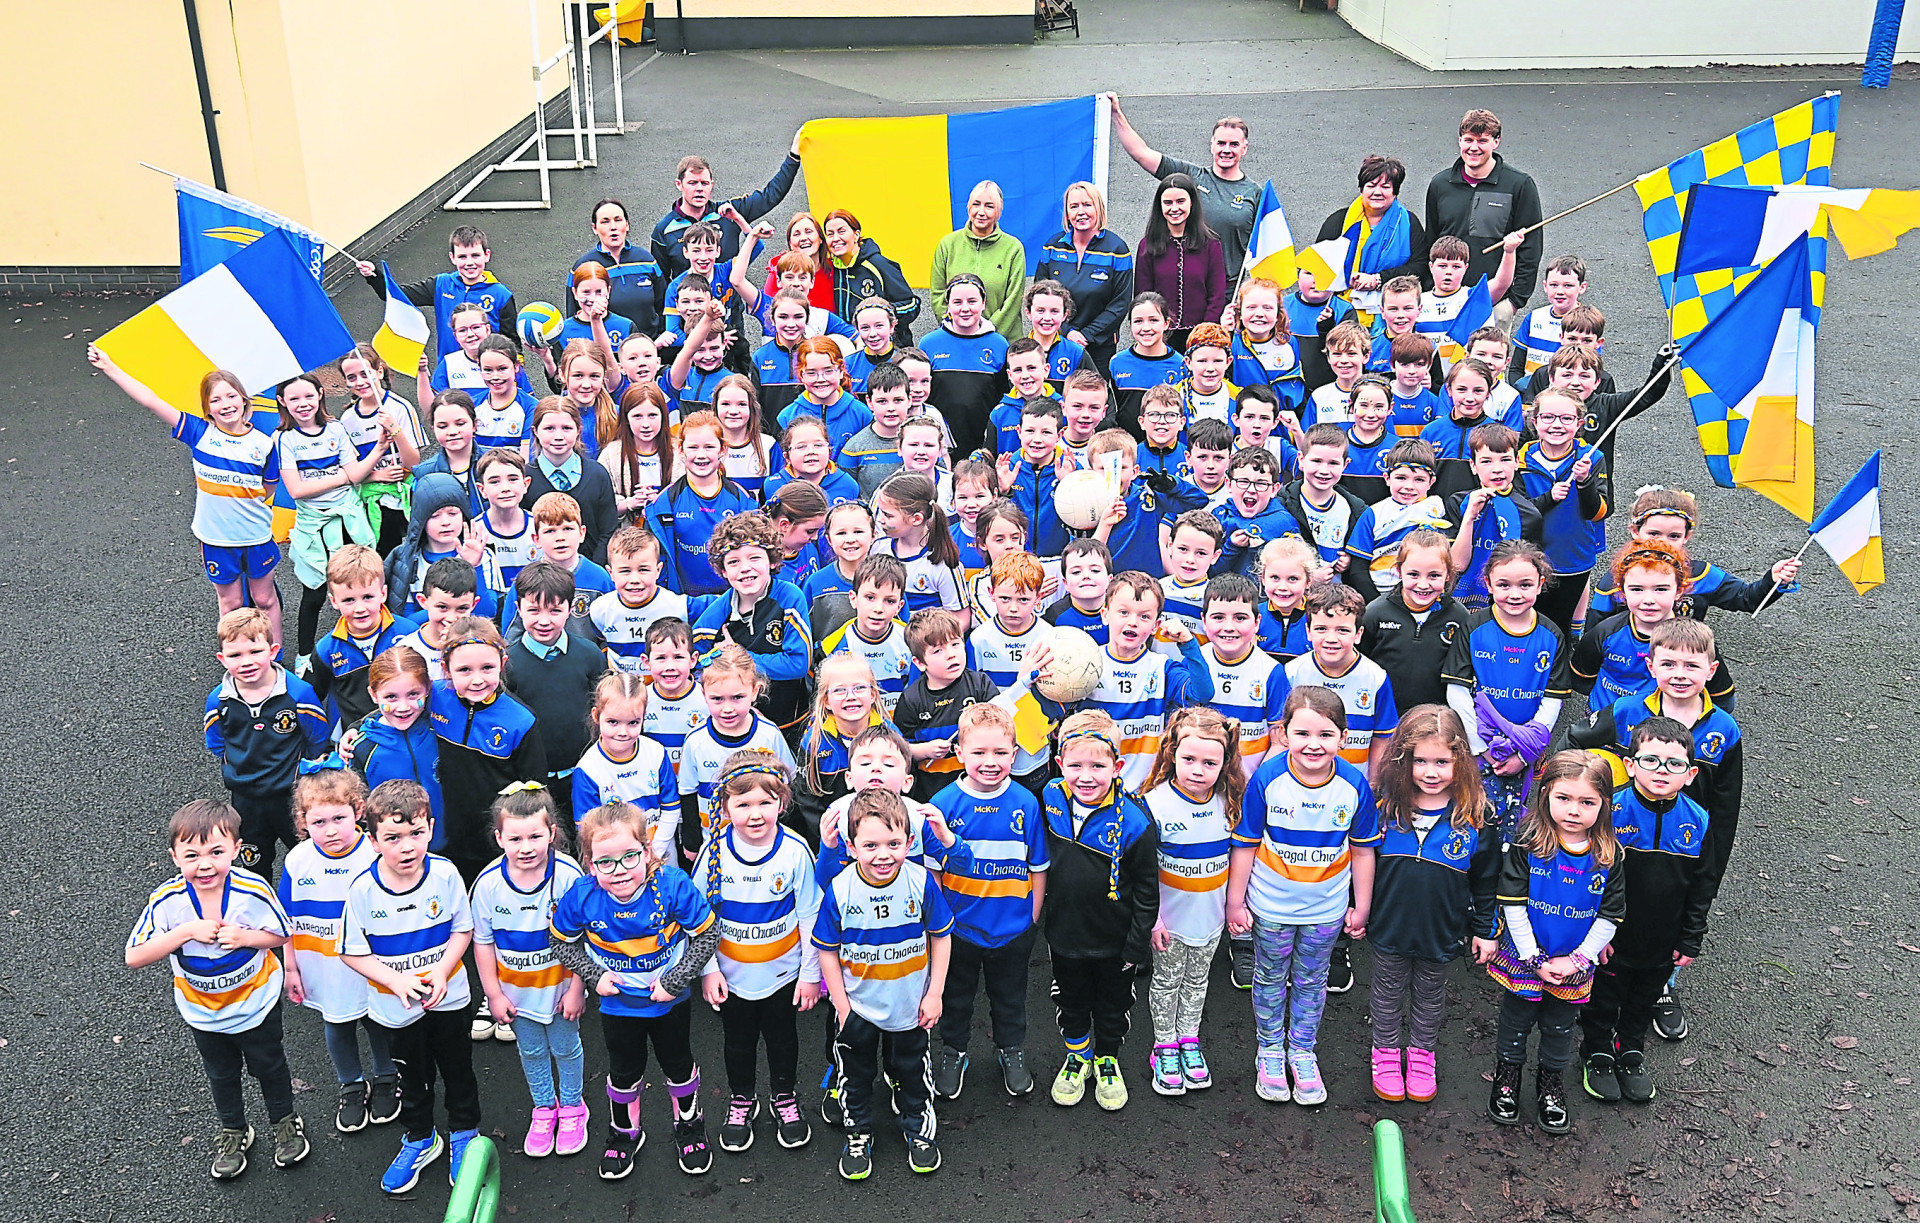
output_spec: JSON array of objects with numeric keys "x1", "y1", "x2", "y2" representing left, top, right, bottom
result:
[
  {"x1": 1423, "y1": 110, "x2": 1543, "y2": 324},
  {"x1": 1108, "y1": 95, "x2": 1262, "y2": 281},
  {"x1": 1136, "y1": 176, "x2": 1227, "y2": 349},
  {"x1": 1315, "y1": 156, "x2": 1431, "y2": 312},
  {"x1": 651, "y1": 132, "x2": 806, "y2": 278},
  {"x1": 1035, "y1": 182, "x2": 1134, "y2": 373},
  {"x1": 568, "y1": 199, "x2": 664, "y2": 341},
  {"x1": 930, "y1": 182, "x2": 1028, "y2": 339}
]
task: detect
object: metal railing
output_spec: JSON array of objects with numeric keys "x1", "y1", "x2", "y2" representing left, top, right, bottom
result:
[{"x1": 444, "y1": 1135, "x2": 501, "y2": 1223}]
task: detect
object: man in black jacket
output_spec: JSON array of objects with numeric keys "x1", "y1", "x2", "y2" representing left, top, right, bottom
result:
[{"x1": 1424, "y1": 110, "x2": 1544, "y2": 324}]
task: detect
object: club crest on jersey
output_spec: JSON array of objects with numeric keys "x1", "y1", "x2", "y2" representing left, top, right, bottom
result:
[
  {"x1": 1249, "y1": 679, "x2": 1265, "y2": 701},
  {"x1": 1330, "y1": 803, "x2": 1354, "y2": 829},
  {"x1": 1588, "y1": 873, "x2": 1607, "y2": 895},
  {"x1": 1444, "y1": 831, "x2": 1471, "y2": 861},
  {"x1": 272, "y1": 709, "x2": 300, "y2": 734},
  {"x1": 427, "y1": 897, "x2": 443, "y2": 919},
  {"x1": 906, "y1": 896, "x2": 920, "y2": 918},
  {"x1": 1355, "y1": 688, "x2": 1373, "y2": 710},
  {"x1": 765, "y1": 619, "x2": 783, "y2": 646},
  {"x1": 490, "y1": 727, "x2": 507, "y2": 750},
  {"x1": 1141, "y1": 489, "x2": 1158, "y2": 513},
  {"x1": 1535, "y1": 650, "x2": 1554, "y2": 673},
  {"x1": 1700, "y1": 731, "x2": 1725, "y2": 759}
]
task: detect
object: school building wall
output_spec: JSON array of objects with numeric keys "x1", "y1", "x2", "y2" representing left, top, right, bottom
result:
[
  {"x1": 651, "y1": 0, "x2": 1033, "y2": 53},
  {"x1": 1337, "y1": 0, "x2": 1920, "y2": 70},
  {"x1": 1, "y1": 0, "x2": 566, "y2": 293}
]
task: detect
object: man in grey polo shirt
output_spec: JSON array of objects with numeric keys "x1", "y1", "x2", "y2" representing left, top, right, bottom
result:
[{"x1": 1107, "y1": 93, "x2": 1263, "y2": 288}]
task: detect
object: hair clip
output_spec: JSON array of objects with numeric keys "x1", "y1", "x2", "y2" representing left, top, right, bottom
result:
[
  {"x1": 298, "y1": 753, "x2": 347, "y2": 776},
  {"x1": 497, "y1": 780, "x2": 548, "y2": 796}
]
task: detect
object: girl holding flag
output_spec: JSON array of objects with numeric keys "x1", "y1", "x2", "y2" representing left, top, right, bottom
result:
[{"x1": 1314, "y1": 157, "x2": 1429, "y2": 319}]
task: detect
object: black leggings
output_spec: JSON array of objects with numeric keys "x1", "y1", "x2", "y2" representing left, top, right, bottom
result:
[
  {"x1": 602, "y1": 1005, "x2": 695, "y2": 1088},
  {"x1": 374, "y1": 505, "x2": 408, "y2": 557},
  {"x1": 719, "y1": 989, "x2": 801, "y2": 1097},
  {"x1": 296, "y1": 584, "x2": 329, "y2": 657},
  {"x1": 1495, "y1": 991, "x2": 1581, "y2": 1071},
  {"x1": 1537, "y1": 572, "x2": 1592, "y2": 639}
]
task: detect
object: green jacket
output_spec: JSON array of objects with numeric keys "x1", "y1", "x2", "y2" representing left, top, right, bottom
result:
[{"x1": 930, "y1": 226, "x2": 1028, "y2": 338}]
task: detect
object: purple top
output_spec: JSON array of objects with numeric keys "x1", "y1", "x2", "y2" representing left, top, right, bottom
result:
[{"x1": 1134, "y1": 237, "x2": 1227, "y2": 330}]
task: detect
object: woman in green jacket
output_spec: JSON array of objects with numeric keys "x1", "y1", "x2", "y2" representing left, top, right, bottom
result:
[{"x1": 930, "y1": 180, "x2": 1027, "y2": 338}]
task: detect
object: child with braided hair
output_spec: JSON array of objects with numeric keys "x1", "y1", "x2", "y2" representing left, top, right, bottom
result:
[{"x1": 692, "y1": 750, "x2": 823, "y2": 1154}]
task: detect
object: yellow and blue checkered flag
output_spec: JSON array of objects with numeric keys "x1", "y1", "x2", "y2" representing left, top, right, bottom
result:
[
  {"x1": 1638, "y1": 94, "x2": 1838, "y2": 490},
  {"x1": 1636, "y1": 93, "x2": 1840, "y2": 340}
]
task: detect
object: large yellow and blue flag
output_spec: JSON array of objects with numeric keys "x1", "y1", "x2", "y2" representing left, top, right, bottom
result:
[
  {"x1": 1676, "y1": 233, "x2": 1817, "y2": 518},
  {"x1": 1807, "y1": 450, "x2": 1884, "y2": 595},
  {"x1": 798, "y1": 95, "x2": 1110, "y2": 287},
  {"x1": 1677, "y1": 182, "x2": 1920, "y2": 273},
  {"x1": 176, "y1": 177, "x2": 324, "y2": 284},
  {"x1": 96, "y1": 227, "x2": 357, "y2": 418},
  {"x1": 1635, "y1": 93, "x2": 1840, "y2": 340}
]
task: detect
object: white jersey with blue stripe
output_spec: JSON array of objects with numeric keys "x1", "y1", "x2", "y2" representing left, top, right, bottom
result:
[
  {"x1": 474, "y1": 390, "x2": 536, "y2": 451},
  {"x1": 643, "y1": 680, "x2": 709, "y2": 771},
  {"x1": 589, "y1": 588, "x2": 689, "y2": 675},
  {"x1": 1145, "y1": 783, "x2": 1232, "y2": 945},
  {"x1": 1204, "y1": 646, "x2": 1291, "y2": 774},
  {"x1": 1416, "y1": 285, "x2": 1476, "y2": 371},
  {"x1": 692, "y1": 827, "x2": 822, "y2": 1000},
  {"x1": 1234, "y1": 755, "x2": 1383, "y2": 925},
  {"x1": 872, "y1": 539, "x2": 963, "y2": 615},
  {"x1": 813, "y1": 860, "x2": 955, "y2": 1032},
  {"x1": 480, "y1": 508, "x2": 539, "y2": 587},
  {"x1": 1283, "y1": 652, "x2": 1400, "y2": 765},
  {"x1": 573, "y1": 739, "x2": 680, "y2": 856},
  {"x1": 820, "y1": 619, "x2": 912, "y2": 715},
  {"x1": 470, "y1": 852, "x2": 585, "y2": 1023},
  {"x1": 341, "y1": 856, "x2": 475, "y2": 1028},
  {"x1": 676, "y1": 715, "x2": 798, "y2": 829},
  {"x1": 170, "y1": 414, "x2": 279, "y2": 547},
  {"x1": 278, "y1": 836, "x2": 379, "y2": 1023},
  {"x1": 276, "y1": 421, "x2": 358, "y2": 514},
  {"x1": 1087, "y1": 647, "x2": 1180, "y2": 791},
  {"x1": 967, "y1": 616, "x2": 1050, "y2": 772},
  {"x1": 128, "y1": 869, "x2": 290, "y2": 1034},
  {"x1": 1158, "y1": 575, "x2": 1210, "y2": 641}
]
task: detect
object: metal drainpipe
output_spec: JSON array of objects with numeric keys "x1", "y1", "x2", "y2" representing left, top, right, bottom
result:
[{"x1": 181, "y1": 0, "x2": 227, "y2": 189}]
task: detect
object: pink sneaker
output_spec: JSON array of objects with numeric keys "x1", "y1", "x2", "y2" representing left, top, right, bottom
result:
[
  {"x1": 1371, "y1": 1048, "x2": 1405, "y2": 1102},
  {"x1": 525, "y1": 1106, "x2": 559, "y2": 1158},
  {"x1": 555, "y1": 1102, "x2": 591, "y2": 1156},
  {"x1": 1404, "y1": 1048, "x2": 1437, "y2": 1102}
]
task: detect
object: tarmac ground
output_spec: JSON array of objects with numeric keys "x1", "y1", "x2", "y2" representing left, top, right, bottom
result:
[{"x1": 3, "y1": 2, "x2": 1918, "y2": 1220}]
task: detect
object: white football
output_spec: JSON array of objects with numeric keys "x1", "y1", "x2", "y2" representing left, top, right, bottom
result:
[
  {"x1": 1034, "y1": 626, "x2": 1104, "y2": 703},
  {"x1": 1054, "y1": 468, "x2": 1113, "y2": 532}
]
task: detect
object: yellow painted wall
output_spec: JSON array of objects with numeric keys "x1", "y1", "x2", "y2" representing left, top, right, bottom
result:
[
  {"x1": 1, "y1": 4, "x2": 215, "y2": 266},
  {"x1": 1, "y1": 0, "x2": 565, "y2": 268}
]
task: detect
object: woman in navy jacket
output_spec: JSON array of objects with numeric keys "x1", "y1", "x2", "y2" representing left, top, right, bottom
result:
[{"x1": 1035, "y1": 182, "x2": 1134, "y2": 374}]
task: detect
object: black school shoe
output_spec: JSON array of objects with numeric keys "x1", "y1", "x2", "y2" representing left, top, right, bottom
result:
[
  {"x1": 1535, "y1": 1066, "x2": 1572, "y2": 1135},
  {"x1": 1230, "y1": 939, "x2": 1255, "y2": 991},
  {"x1": 1615, "y1": 1050, "x2": 1656, "y2": 1103},
  {"x1": 1651, "y1": 991, "x2": 1690, "y2": 1041},
  {"x1": 1487, "y1": 1060, "x2": 1524, "y2": 1125},
  {"x1": 1582, "y1": 1052, "x2": 1622, "y2": 1103},
  {"x1": 1325, "y1": 945, "x2": 1355, "y2": 994}
]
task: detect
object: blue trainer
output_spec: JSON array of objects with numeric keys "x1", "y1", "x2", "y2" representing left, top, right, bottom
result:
[
  {"x1": 448, "y1": 1128, "x2": 481, "y2": 1186},
  {"x1": 380, "y1": 1131, "x2": 445, "y2": 1194}
]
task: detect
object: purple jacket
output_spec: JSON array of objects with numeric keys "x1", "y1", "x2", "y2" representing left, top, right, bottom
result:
[{"x1": 1135, "y1": 237, "x2": 1226, "y2": 330}]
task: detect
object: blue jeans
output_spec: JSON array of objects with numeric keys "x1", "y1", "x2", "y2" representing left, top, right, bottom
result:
[
  {"x1": 1250, "y1": 917, "x2": 1343, "y2": 1054},
  {"x1": 323, "y1": 1017, "x2": 396, "y2": 1085},
  {"x1": 512, "y1": 1013, "x2": 585, "y2": 1108}
]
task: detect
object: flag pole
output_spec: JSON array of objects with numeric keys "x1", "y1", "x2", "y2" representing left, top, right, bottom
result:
[
  {"x1": 1750, "y1": 536, "x2": 1816, "y2": 619},
  {"x1": 1480, "y1": 178, "x2": 1642, "y2": 255},
  {"x1": 1577, "y1": 351, "x2": 1683, "y2": 461},
  {"x1": 140, "y1": 161, "x2": 371, "y2": 267}
]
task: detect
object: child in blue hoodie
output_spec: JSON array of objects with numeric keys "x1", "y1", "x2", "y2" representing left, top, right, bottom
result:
[
  {"x1": 345, "y1": 646, "x2": 446, "y2": 848},
  {"x1": 382, "y1": 472, "x2": 501, "y2": 621},
  {"x1": 1084, "y1": 430, "x2": 1207, "y2": 579}
]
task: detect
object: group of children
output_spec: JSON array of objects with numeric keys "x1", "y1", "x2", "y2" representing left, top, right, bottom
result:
[{"x1": 114, "y1": 138, "x2": 1806, "y2": 1197}]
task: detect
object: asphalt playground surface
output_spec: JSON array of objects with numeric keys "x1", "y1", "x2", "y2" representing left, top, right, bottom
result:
[{"x1": 4, "y1": 3, "x2": 1920, "y2": 1220}]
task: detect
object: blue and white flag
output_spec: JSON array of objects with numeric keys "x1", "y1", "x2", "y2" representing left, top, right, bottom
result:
[{"x1": 176, "y1": 177, "x2": 324, "y2": 284}]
